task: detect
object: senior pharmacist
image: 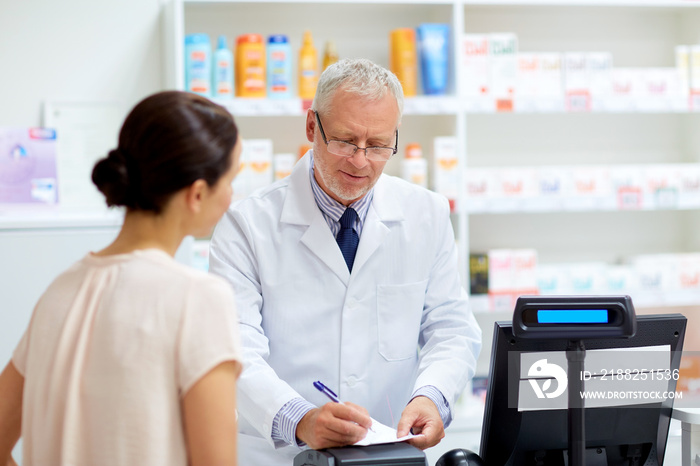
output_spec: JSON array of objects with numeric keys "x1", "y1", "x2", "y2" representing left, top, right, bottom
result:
[{"x1": 210, "y1": 58, "x2": 482, "y2": 465}]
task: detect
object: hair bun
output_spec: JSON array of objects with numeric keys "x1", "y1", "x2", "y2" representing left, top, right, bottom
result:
[{"x1": 91, "y1": 148, "x2": 135, "y2": 208}]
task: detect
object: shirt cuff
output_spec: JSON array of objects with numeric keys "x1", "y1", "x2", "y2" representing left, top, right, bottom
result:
[
  {"x1": 411, "y1": 385, "x2": 452, "y2": 428},
  {"x1": 271, "y1": 397, "x2": 316, "y2": 447}
]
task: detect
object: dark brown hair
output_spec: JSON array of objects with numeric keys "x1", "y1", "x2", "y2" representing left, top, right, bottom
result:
[{"x1": 92, "y1": 91, "x2": 238, "y2": 213}]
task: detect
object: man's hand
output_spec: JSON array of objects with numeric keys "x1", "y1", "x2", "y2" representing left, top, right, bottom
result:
[
  {"x1": 296, "y1": 402, "x2": 372, "y2": 450},
  {"x1": 396, "y1": 396, "x2": 445, "y2": 450}
]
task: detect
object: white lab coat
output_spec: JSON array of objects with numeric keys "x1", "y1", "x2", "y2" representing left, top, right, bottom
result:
[{"x1": 209, "y1": 152, "x2": 482, "y2": 466}]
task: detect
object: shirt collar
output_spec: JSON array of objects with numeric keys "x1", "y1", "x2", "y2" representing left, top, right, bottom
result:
[{"x1": 308, "y1": 151, "x2": 374, "y2": 224}]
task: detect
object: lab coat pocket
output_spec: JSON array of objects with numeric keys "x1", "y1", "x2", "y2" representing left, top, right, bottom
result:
[{"x1": 376, "y1": 279, "x2": 429, "y2": 361}]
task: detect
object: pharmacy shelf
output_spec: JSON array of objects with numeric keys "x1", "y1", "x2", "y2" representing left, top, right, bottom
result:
[
  {"x1": 462, "y1": 0, "x2": 700, "y2": 6},
  {"x1": 185, "y1": 0, "x2": 454, "y2": 4},
  {"x1": 215, "y1": 96, "x2": 696, "y2": 116},
  {"x1": 214, "y1": 95, "x2": 462, "y2": 117},
  {"x1": 471, "y1": 291, "x2": 700, "y2": 313},
  {"x1": 0, "y1": 209, "x2": 123, "y2": 231}
]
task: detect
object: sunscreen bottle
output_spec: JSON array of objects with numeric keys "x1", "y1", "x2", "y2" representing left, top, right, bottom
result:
[
  {"x1": 417, "y1": 24, "x2": 450, "y2": 95},
  {"x1": 390, "y1": 28, "x2": 418, "y2": 97},
  {"x1": 298, "y1": 30, "x2": 319, "y2": 100},
  {"x1": 401, "y1": 142, "x2": 428, "y2": 188},
  {"x1": 185, "y1": 33, "x2": 212, "y2": 97},
  {"x1": 323, "y1": 40, "x2": 339, "y2": 71},
  {"x1": 235, "y1": 34, "x2": 266, "y2": 97},
  {"x1": 213, "y1": 35, "x2": 234, "y2": 98},
  {"x1": 267, "y1": 35, "x2": 293, "y2": 99}
]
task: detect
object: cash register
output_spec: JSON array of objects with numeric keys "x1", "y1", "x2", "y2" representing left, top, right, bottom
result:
[{"x1": 293, "y1": 442, "x2": 427, "y2": 466}]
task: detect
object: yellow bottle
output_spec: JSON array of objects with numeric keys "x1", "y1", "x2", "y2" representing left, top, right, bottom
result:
[
  {"x1": 298, "y1": 30, "x2": 319, "y2": 100},
  {"x1": 323, "y1": 40, "x2": 339, "y2": 71},
  {"x1": 235, "y1": 34, "x2": 266, "y2": 98},
  {"x1": 389, "y1": 28, "x2": 418, "y2": 97}
]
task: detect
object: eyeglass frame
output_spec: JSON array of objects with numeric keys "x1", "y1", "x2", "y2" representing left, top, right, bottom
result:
[{"x1": 314, "y1": 111, "x2": 398, "y2": 162}]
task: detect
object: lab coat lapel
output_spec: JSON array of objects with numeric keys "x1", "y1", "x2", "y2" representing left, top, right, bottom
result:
[
  {"x1": 351, "y1": 174, "x2": 404, "y2": 274},
  {"x1": 281, "y1": 153, "x2": 350, "y2": 284}
]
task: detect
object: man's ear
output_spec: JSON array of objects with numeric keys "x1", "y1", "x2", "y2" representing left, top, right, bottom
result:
[
  {"x1": 184, "y1": 179, "x2": 208, "y2": 213},
  {"x1": 305, "y1": 108, "x2": 316, "y2": 143}
]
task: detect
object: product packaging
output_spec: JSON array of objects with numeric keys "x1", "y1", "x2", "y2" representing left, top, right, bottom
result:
[
  {"x1": 298, "y1": 30, "x2": 319, "y2": 101},
  {"x1": 323, "y1": 40, "x2": 339, "y2": 71},
  {"x1": 417, "y1": 24, "x2": 450, "y2": 95},
  {"x1": 390, "y1": 28, "x2": 418, "y2": 97},
  {"x1": 643, "y1": 164, "x2": 679, "y2": 210},
  {"x1": 689, "y1": 45, "x2": 700, "y2": 109},
  {"x1": 400, "y1": 143, "x2": 428, "y2": 188},
  {"x1": 213, "y1": 35, "x2": 234, "y2": 99},
  {"x1": 563, "y1": 52, "x2": 590, "y2": 112},
  {"x1": 489, "y1": 33, "x2": 518, "y2": 112},
  {"x1": 0, "y1": 127, "x2": 58, "y2": 206},
  {"x1": 432, "y1": 136, "x2": 459, "y2": 211},
  {"x1": 465, "y1": 168, "x2": 495, "y2": 213},
  {"x1": 675, "y1": 45, "x2": 690, "y2": 98},
  {"x1": 274, "y1": 153, "x2": 296, "y2": 180},
  {"x1": 267, "y1": 35, "x2": 293, "y2": 99},
  {"x1": 235, "y1": 34, "x2": 266, "y2": 98},
  {"x1": 184, "y1": 33, "x2": 212, "y2": 97},
  {"x1": 232, "y1": 139, "x2": 273, "y2": 200},
  {"x1": 587, "y1": 52, "x2": 613, "y2": 110},
  {"x1": 246, "y1": 139, "x2": 274, "y2": 193},
  {"x1": 678, "y1": 163, "x2": 700, "y2": 209},
  {"x1": 461, "y1": 34, "x2": 490, "y2": 98},
  {"x1": 487, "y1": 249, "x2": 515, "y2": 311},
  {"x1": 538, "y1": 53, "x2": 564, "y2": 111},
  {"x1": 469, "y1": 253, "x2": 489, "y2": 296}
]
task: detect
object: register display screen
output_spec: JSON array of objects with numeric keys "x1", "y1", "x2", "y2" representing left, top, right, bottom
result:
[{"x1": 536, "y1": 309, "x2": 609, "y2": 324}]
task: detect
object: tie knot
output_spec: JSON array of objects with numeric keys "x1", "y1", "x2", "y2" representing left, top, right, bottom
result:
[{"x1": 339, "y1": 207, "x2": 358, "y2": 229}]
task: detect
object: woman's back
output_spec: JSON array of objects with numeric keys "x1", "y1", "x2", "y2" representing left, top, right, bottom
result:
[{"x1": 14, "y1": 249, "x2": 240, "y2": 466}]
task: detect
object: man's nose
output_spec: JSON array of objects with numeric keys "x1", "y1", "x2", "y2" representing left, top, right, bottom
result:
[{"x1": 347, "y1": 147, "x2": 370, "y2": 169}]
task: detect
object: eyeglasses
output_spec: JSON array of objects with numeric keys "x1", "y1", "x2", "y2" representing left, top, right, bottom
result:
[{"x1": 314, "y1": 111, "x2": 398, "y2": 162}]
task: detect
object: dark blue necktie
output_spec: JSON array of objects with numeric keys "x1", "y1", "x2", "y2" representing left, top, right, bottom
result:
[{"x1": 336, "y1": 208, "x2": 359, "y2": 272}]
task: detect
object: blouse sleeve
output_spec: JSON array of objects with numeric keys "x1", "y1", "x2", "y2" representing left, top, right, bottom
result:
[
  {"x1": 177, "y1": 275, "x2": 243, "y2": 396},
  {"x1": 11, "y1": 327, "x2": 30, "y2": 376}
]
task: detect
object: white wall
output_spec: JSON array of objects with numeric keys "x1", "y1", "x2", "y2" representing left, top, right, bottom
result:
[
  {"x1": 1, "y1": 3, "x2": 165, "y2": 459},
  {"x1": 0, "y1": 0, "x2": 165, "y2": 127}
]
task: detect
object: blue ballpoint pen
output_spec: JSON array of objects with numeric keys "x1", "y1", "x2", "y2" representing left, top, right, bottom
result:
[
  {"x1": 313, "y1": 380, "x2": 341, "y2": 403},
  {"x1": 313, "y1": 381, "x2": 375, "y2": 432}
]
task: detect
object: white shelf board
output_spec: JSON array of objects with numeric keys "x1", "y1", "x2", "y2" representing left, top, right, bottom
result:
[
  {"x1": 0, "y1": 209, "x2": 124, "y2": 231},
  {"x1": 462, "y1": 0, "x2": 700, "y2": 7},
  {"x1": 185, "y1": 0, "x2": 454, "y2": 4},
  {"x1": 215, "y1": 96, "x2": 697, "y2": 117}
]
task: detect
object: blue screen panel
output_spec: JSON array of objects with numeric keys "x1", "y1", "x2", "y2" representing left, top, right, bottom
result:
[{"x1": 537, "y1": 309, "x2": 609, "y2": 324}]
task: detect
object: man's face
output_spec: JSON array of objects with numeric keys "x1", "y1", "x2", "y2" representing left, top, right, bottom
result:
[{"x1": 306, "y1": 90, "x2": 399, "y2": 206}]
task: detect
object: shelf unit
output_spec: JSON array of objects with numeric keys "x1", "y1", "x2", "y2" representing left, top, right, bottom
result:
[
  {"x1": 163, "y1": 0, "x2": 700, "y2": 308},
  {"x1": 160, "y1": 1, "x2": 700, "y2": 460}
]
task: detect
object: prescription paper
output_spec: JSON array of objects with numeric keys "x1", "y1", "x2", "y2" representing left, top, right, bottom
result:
[{"x1": 353, "y1": 417, "x2": 421, "y2": 446}]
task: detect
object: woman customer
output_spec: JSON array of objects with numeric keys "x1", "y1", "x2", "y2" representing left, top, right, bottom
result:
[{"x1": 0, "y1": 90, "x2": 243, "y2": 466}]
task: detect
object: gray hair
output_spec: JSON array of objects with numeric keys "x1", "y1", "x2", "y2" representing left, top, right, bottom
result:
[{"x1": 311, "y1": 58, "x2": 404, "y2": 123}]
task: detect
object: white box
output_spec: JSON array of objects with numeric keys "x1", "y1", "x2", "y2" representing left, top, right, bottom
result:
[
  {"x1": 587, "y1": 52, "x2": 613, "y2": 105},
  {"x1": 465, "y1": 167, "x2": 497, "y2": 213},
  {"x1": 234, "y1": 138, "x2": 273, "y2": 200},
  {"x1": 564, "y1": 166, "x2": 613, "y2": 211},
  {"x1": 273, "y1": 153, "x2": 296, "y2": 180},
  {"x1": 609, "y1": 165, "x2": 645, "y2": 210},
  {"x1": 461, "y1": 34, "x2": 491, "y2": 98},
  {"x1": 489, "y1": 33, "x2": 518, "y2": 108},
  {"x1": 516, "y1": 53, "x2": 540, "y2": 97},
  {"x1": 513, "y1": 249, "x2": 538, "y2": 293},
  {"x1": 432, "y1": 136, "x2": 460, "y2": 211},
  {"x1": 642, "y1": 164, "x2": 680, "y2": 209},
  {"x1": 676, "y1": 45, "x2": 690, "y2": 97},
  {"x1": 678, "y1": 164, "x2": 700, "y2": 209},
  {"x1": 563, "y1": 52, "x2": 590, "y2": 111}
]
